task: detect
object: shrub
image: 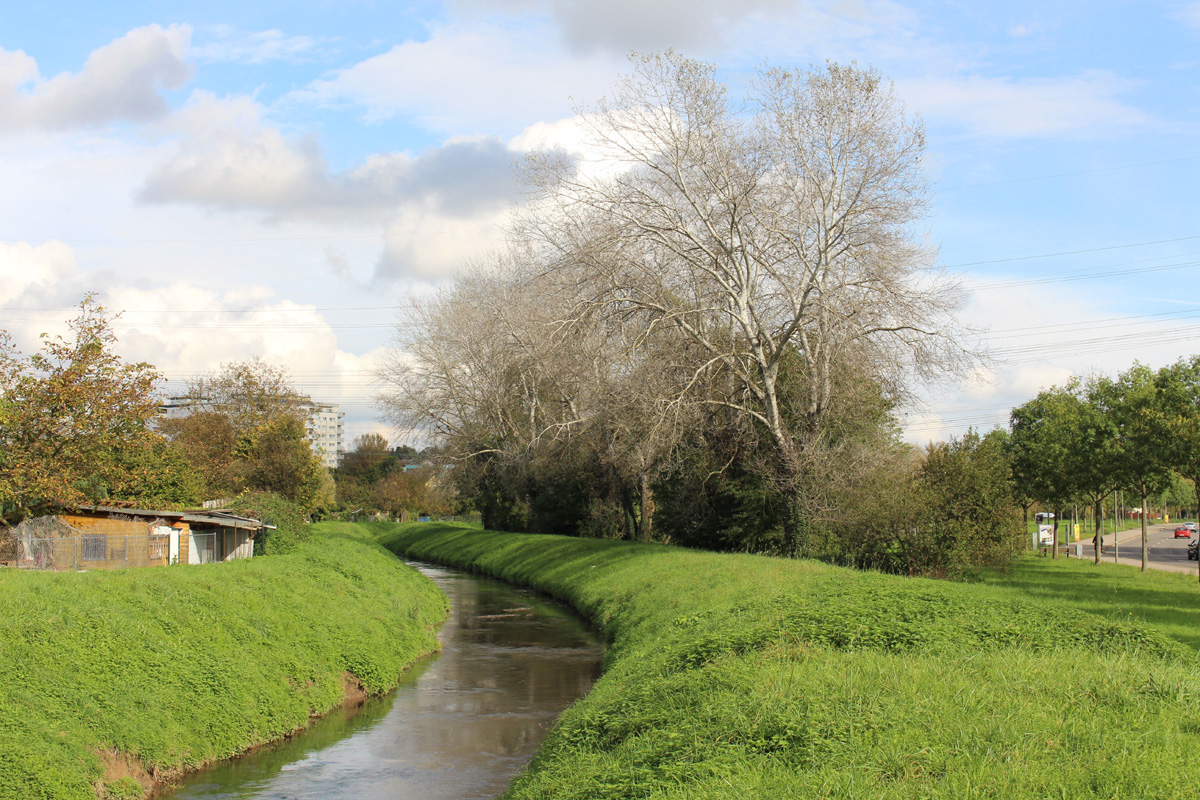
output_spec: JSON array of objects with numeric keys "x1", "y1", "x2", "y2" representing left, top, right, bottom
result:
[{"x1": 230, "y1": 490, "x2": 307, "y2": 555}]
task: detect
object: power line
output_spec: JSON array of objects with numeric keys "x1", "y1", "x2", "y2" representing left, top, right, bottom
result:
[
  {"x1": 941, "y1": 234, "x2": 1200, "y2": 269},
  {"x1": 968, "y1": 256, "x2": 1200, "y2": 291}
]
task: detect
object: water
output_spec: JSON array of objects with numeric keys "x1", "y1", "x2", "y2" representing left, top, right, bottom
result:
[{"x1": 161, "y1": 563, "x2": 604, "y2": 799}]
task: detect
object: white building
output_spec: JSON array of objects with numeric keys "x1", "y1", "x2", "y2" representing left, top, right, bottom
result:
[
  {"x1": 159, "y1": 396, "x2": 345, "y2": 469},
  {"x1": 302, "y1": 401, "x2": 345, "y2": 469}
]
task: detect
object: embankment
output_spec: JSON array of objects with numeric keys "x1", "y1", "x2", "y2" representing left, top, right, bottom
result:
[
  {"x1": 378, "y1": 522, "x2": 1200, "y2": 800},
  {"x1": 0, "y1": 524, "x2": 448, "y2": 800}
]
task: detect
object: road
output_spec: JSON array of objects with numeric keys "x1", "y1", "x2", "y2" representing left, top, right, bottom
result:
[{"x1": 1066, "y1": 521, "x2": 1199, "y2": 574}]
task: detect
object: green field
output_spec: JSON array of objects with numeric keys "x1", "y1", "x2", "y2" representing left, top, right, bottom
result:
[
  {"x1": 0, "y1": 523, "x2": 448, "y2": 800},
  {"x1": 979, "y1": 553, "x2": 1200, "y2": 650},
  {"x1": 378, "y1": 522, "x2": 1200, "y2": 800}
]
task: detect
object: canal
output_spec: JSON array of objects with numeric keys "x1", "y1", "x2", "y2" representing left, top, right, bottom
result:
[{"x1": 161, "y1": 562, "x2": 605, "y2": 799}]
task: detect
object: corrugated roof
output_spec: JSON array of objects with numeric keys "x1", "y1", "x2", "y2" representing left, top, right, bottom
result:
[{"x1": 72, "y1": 505, "x2": 271, "y2": 530}]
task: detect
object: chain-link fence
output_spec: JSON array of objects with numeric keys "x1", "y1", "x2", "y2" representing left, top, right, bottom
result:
[
  {"x1": 1, "y1": 515, "x2": 182, "y2": 571},
  {"x1": 6, "y1": 532, "x2": 174, "y2": 570}
]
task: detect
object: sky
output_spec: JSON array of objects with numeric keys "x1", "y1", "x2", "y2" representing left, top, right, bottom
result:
[{"x1": 2, "y1": 0, "x2": 1199, "y2": 449}]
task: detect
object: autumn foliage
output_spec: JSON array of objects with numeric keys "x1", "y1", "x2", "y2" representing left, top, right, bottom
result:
[{"x1": 0, "y1": 296, "x2": 196, "y2": 525}]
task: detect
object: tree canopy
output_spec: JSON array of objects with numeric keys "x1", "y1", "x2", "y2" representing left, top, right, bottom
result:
[{"x1": 0, "y1": 296, "x2": 184, "y2": 524}]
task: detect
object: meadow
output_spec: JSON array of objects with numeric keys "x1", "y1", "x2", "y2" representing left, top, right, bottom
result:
[
  {"x1": 0, "y1": 524, "x2": 447, "y2": 800},
  {"x1": 378, "y1": 522, "x2": 1200, "y2": 800}
]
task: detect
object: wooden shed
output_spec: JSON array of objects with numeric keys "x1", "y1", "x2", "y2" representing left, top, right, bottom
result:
[{"x1": 7, "y1": 506, "x2": 269, "y2": 570}]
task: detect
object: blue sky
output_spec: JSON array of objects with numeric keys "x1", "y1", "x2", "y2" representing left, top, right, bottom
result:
[{"x1": 1, "y1": 0, "x2": 1199, "y2": 446}]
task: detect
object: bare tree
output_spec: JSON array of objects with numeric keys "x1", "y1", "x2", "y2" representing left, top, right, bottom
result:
[
  {"x1": 379, "y1": 54, "x2": 975, "y2": 551},
  {"x1": 518, "y1": 53, "x2": 974, "y2": 552}
]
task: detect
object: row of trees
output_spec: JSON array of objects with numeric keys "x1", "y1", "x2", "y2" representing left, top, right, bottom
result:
[
  {"x1": 1008, "y1": 357, "x2": 1200, "y2": 572},
  {"x1": 379, "y1": 54, "x2": 1008, "y2": 575}
]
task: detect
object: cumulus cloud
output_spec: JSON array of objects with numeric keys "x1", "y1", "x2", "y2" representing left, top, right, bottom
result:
[
  {"x1": 0, "y1": 24, "x2": 192, "y2": 132},
  {"x1": 140, "y1": 94, "x2": 521, "y2": 220},
  {"x1": 0, "y1": 240, "x2": 78, "y2": 306},
  {"x1": 900, "y1": 71, "x2": 1150, "y2": 138}
]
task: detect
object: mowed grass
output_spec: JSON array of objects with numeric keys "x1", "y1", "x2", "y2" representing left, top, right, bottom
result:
[
  {"x1": 377, "y1": 522, "x2": 1200, "y2": 800},
  {"x1": 978, "y1": 554, "x2": 1200, "y2": 650},
  {"x1": 0, "y1": 523, "x2": 447, "y2": 800}
]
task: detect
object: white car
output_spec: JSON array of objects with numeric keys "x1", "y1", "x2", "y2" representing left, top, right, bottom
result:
[{"x1": 1186, "y1": 521, "x2": 1198, "y2": 533}]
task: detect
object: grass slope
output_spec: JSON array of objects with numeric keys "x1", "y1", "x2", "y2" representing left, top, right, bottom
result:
[
  {"x1": 0, "y1": 523, "x2": 448, "y2": 800},
  {"x1": 378, "y1": 522, "x2": 1200, "y2": 800},
  {"x1": 979, "y1": 554, "x2": 1200, "y2": 650}
]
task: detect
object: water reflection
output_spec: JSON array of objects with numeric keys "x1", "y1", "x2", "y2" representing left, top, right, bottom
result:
[{"x1": 162, "y1": 563, "x2": 604, "y2": 799}]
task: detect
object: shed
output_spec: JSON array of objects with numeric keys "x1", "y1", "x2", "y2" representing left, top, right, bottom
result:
[{"x1": 6, "y1": 505, "x2": 270, "y2": 570}]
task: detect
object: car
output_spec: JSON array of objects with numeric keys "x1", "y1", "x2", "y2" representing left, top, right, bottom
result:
[
  {"x1": 1190, "y1": 539, "x2": 1199, "y2": 561},
  {"x1": 1187, "y1": 521, "x2": 1199, "y2": 533},
  {"x1": 1174, "y1": 526, "x2": 1191, "y2": 539}
]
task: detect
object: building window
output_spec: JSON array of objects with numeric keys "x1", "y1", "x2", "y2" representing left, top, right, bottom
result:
[{"x1": 81, "y1": 534, "x2": 106, "y2": 561}]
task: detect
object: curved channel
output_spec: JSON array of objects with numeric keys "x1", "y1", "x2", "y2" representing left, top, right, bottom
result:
[{"x1": 161, "y1": 562, "x2": 605, "y2": 799}]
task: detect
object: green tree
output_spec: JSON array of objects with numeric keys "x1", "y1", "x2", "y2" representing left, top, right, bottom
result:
[
  {"x1": 912, "y1": 429, "x2": 1018, "y2": 575},
  {"x1": 1153, "y1": 356, "x2": 1200, "y2": 580},
  {"x1": 1108, "y1": 364, "x2": 1175, "y2": 571},
  {"x1": 1073, "y1": 376, "x2": 1124, "y2": 564},
  {"x1": 1009, "y1": 385, "x2": 1085, "y2": 557},
  {"x1": 236, "y1": 414, "x2": 323, "y2": 512},
  {"x1": 0, "y1": 296, "x2": 161, "y2": 524},
  {"x1": 163, "y1": 358, "x2": 324, "y2": 511}
]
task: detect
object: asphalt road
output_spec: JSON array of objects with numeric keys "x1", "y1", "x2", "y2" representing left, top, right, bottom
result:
[{"x1": 1067, "y1": 522, "x2": 1199, "y2": 574}]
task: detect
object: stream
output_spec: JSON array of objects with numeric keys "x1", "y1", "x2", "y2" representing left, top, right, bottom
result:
[{"x1": 161, "y1": 562, "x2": 605, "y2": 799}]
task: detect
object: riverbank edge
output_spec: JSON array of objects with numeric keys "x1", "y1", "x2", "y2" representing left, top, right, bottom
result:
[
  {"x1": 375, "y1": 521, "x2": 1200, "y2": 799},
  {"x1": 0, "y1": 525, "x2": 450, "y2": 800}
]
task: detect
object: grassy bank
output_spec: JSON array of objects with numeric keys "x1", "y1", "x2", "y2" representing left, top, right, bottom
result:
[
  {"x1": 979, "y1": 553, "x2": 1200, "y2": 650},
  {"x1": 0, "y1": 523, "x2": 448, "y2": 800},
  {"x1": 378, "y1": 522, "x2": 1200, "y2": 800}
]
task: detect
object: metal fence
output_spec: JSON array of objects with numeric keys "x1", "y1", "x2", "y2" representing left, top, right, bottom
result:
[{"x1": 6, "y1": 533, "x2": 174, "y2": 571}]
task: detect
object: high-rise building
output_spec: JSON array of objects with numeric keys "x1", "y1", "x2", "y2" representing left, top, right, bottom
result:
[{"x1": 301, "y1": 401, "x2": 345, "y2": 469}]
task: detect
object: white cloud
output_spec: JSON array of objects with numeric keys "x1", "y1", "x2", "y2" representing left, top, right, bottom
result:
[
  {"x1": 0, "y1": 240, "x2": 78, "y2": 306},
  {"x1": 545, "y1": 0, "x2": 797, "y2": 55},
  {"x1": 900, "y1": 71, "x2": 1150, "y2": 138},
  {"x1": 374, "y1": 206, "x2": 509, "y2": 282},
  {"x1": 140, "y1": 93, "x2": 522, "y2": 221},
  {"x1": 190, "y1": 26, "x2": 323, "y2": 64},
  {"x1": 297, "y1": 21, "x2": 625, "y2": 135},
  {"x1": 0, "y1": 24, "x2": 192, "y2": 132}
]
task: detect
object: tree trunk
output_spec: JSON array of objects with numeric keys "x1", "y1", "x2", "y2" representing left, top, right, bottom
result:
[
  {"x1": 638, "y1": 472, "x2": 655, "y2": 543},
  {"x1": 1051, "y1": 509, "x2": 1059, "y2": 559},
  {"x1": 1093, "y1": 498, "x2": 1103, "y2": 565}
]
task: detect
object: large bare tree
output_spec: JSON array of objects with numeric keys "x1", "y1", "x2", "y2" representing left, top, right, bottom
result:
[{"x1": 517, "y1": 54, "x2": 973, "y2": 551}]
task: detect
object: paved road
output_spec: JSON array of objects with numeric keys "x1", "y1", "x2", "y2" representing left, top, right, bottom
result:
[{"x1": 1067, "y1": 522, "x2": 1199, "y2": 574}]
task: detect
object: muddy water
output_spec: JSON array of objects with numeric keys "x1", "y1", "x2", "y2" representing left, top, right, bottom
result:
[{"x1": 162, "y1": 563, "x2": 604, "y2": 799}]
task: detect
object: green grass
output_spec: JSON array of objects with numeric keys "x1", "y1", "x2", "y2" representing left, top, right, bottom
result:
[
  {"x1": 978, "y1": 553, "x2": 1200, "y2": 650},
  {"x1": 377, "y1": 522, "x2": 1200, "y2": 800},
  {"x1": 0, "y1": 522, "x2": 448, "y2": 800}
]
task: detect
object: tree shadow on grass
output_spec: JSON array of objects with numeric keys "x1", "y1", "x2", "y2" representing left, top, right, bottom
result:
[{"x1": 980, "y1": 556, "x2": 1200, "y2": 651}]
